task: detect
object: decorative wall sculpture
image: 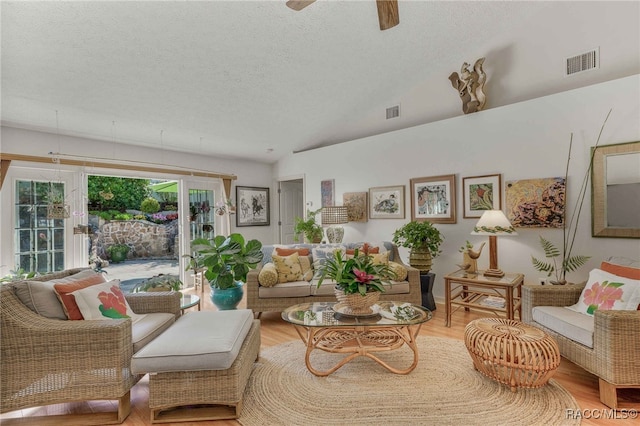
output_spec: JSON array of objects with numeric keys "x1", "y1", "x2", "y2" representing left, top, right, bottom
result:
[{"x1": 448, "y1": 57, "x2": 487, "y2": 114}]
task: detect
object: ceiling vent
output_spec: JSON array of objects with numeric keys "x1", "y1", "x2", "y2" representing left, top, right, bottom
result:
[
  {"x1": 386, "y1": 105, "x2": 400, "y2": 120},
  {"x1": 565, "y1": 48, "x2": 599, "y2": 76}
]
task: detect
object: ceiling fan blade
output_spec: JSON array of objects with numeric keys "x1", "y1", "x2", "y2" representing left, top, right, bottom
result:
[
  {"x1": 286, "y1": 0, "x2": 316, "y2": 12},
  {"x1": 376, "y1": 0, "x2": 399, "y2": 31}
]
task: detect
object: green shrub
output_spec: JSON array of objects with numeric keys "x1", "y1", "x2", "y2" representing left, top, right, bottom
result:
[
  {"x1": 114, "y1": 213, "x2": 132, "y2": 220},
  {"x1": 140, "y1": 197, "x2": 160, "y2": 213},
  {"x1": 99, "y1": 211, "x2": 113, "y2": 221},
  {"x1": 133, "y1": 214, "x2": 146, "y2": 220}
]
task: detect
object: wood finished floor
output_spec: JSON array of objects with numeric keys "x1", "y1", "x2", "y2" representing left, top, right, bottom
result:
[{"x1": 3, "y1": 286, "x2": 639, "y2": 426}]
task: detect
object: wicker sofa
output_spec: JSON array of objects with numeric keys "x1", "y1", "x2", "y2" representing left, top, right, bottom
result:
[
  {"x1": 0, "y1": 268, "x2": 181, "y2": 425},
  {"x1": 246, "y1": 241, "x2": 421, "y2": 315},
  {"x1": 522, "y1": 282, "x2": 640, "y2": 409}
]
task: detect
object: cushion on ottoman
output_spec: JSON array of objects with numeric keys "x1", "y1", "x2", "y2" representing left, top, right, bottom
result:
[
  {"x1": 132, "y1": 312, "x2": 176, "y2": 353},
  {"x1": 131, "y1": 309, "x2": 253, "y2": 374}
]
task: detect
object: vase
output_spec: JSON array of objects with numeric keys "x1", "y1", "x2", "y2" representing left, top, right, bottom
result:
[
  {"x1": 334, "y1": 288, "x2": 381, "y2": 315},
  {"x1": 210, "y1": 282, "x2": 244, "y2": 310},
  {"x1": 409, "y1": 247, "x2": 432, "y2": 273}
]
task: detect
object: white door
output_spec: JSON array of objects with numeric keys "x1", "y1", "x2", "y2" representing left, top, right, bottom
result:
[
  {"x1": 279, "y1": 179, "x2": 304, "y2": 244},
  {"x1": 179, "y1": 179, "x2": 222, "y2": 286}
]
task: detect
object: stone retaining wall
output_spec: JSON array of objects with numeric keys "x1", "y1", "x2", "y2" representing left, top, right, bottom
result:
[{"x1": 93, "y1": 219, "x2": 179, "y2": 260}]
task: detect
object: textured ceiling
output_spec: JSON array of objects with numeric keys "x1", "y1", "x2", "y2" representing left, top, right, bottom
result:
[{"x1": 2, "y1": 1, "x2": 639, "y2": 163}]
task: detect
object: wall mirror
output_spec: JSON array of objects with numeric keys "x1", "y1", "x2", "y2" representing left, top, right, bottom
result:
[{"x1": 591, "y1": 141, "x2": 640, "y2": 238}]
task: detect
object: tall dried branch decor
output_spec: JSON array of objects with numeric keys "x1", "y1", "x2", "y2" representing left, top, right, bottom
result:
[{"x1": 531, "y1": 109, "x2": 612, "y2": 285}]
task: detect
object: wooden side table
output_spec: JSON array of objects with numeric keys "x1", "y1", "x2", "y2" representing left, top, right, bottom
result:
[{"x1": 444, "y1": 270, "x2": 524, "y2": 327}]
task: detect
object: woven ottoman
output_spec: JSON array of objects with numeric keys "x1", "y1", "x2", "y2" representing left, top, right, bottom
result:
[
  {"x1": 464, "y1": 318, "x2": 560, "y2": 392},
  {"x1": 132, "y1": 310, "x2": 260, "y2": 423}
]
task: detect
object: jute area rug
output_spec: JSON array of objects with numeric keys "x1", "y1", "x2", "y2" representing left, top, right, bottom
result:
[{"x1": 238, "y1": 336, "x2": 580, "y2": 426}]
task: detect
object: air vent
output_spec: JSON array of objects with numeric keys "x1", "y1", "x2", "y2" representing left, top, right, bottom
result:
[
  {"x1": 565, "y1": 48, "x2": 599, "y2": 76},
  {"x1": 386, "y1": 105, "x2": 400, "y2": 119}
]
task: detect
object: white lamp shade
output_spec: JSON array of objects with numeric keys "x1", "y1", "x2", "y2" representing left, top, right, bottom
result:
[{"x1": 471, "y1": 210, "x2": 517, "y2": 236}]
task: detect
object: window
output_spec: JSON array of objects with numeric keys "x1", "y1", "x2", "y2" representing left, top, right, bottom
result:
[{"x1": 15, "y1": 180, "x2": 65, "y2": 273}]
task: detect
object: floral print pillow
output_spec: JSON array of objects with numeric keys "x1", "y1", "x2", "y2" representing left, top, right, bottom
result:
[
  {"x1": 566, "y1": 269, "x2": 640, "y2": 315},
  {"x1": 71, "y1": 280, "x2": 142, "y2": 322}
]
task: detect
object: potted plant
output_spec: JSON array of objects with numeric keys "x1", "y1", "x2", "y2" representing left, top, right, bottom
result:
[
  {"x1": 191, "y1": 233, "x2": 264, "y2": 310},
  {"x1": 317, "y1": 249, "x2": 394, "y2": 315},
  {"x1": 106, "y1": 243, "x2": 130, "y2": 263},
  {"x1": 293, "y1": 208, "x2": 323, "y2": 243},
  {"x1": 392, "y1": 220, "x2": 443, "y2": 273},
  {"x1": 133, "y1": 274, "x2": 182, "y2": 293}
]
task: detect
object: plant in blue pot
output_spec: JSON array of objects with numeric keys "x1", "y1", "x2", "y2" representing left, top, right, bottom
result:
[{"x1": 190, "y1": 234, "x2": 264, "y2": 310}]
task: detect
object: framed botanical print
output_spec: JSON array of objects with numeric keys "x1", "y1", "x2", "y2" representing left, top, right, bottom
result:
[
  {"x1": 410, "y1": 174, "x2": 456, "y2": 223},
  {"x1": 369, "y1": 185, "x2": 405, "y2": 219},
  {"x1": 321, "y1": 179, "x2": 335, "y2": 207},
  {"x1": 462, "y1": 174, "x2": 502, "y2": 218},
  {"x1": 236, "y1": 186, "x2": 270, "y2": 227},
  {"x1": 343, "y1": 192, "x2": 368, "y2": 222}
]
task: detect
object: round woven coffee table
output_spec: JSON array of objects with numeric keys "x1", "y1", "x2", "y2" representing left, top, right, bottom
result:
[{"x1": 464, "y1": 318, "x2": 560, "y2": 392}]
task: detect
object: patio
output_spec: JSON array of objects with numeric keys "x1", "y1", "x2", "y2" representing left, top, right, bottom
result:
[{"x1": 104, "y1": 259, "x2": 180, "y2": 292}]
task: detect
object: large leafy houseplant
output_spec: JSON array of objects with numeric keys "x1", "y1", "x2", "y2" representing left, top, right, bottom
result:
[
  {"x1": 531, "y1": 110, "x2": 611, "y2": 284},
  {"x1": 190, "y1": 234, "x2": 264, "y2": 289},
  {"x1": 293, "y1": 208, "x2": 323, "y2": 243},
  {"x1": 317, "y1": 249, "x2": 395, "y2": 296},
  {"x1": 392, "y1": 220, "x2": 443, "y2": 257}
]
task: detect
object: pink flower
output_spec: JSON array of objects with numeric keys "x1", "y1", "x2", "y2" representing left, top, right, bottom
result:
[
  {"x1": 353, "y1": 268, "x2": 374, "y2": 284},
  {"x1": 583, "y1": 281, "x2": 624, "y2": 312}
]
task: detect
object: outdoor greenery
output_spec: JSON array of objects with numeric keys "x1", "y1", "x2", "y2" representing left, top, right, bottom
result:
[
  {"x1": 88, "y1": 176, "x2": 150, "y2": 211},
  {"x1": 106, "y1": 244, "x2": 130, "y2": 263},
  {"x1": 132, "y1": 274, "x2": 182, "y2": 292},
  {"x1": 190, "y1": 234, "x2": 264, "y2": 289},
  {"x1": 392, "y1": 220, "x2": 444, "y2": 258},
  {"x1": 140, "y1": 197, "x2": 160, "y2": 213}
]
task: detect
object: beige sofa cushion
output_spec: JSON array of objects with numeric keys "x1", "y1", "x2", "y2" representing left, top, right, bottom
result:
[
  {"x1": 131, "y1": 310, "x2": 253, "y2": 373},
  {"x1": 258, "y1": 281, "x2": 311, "y2": 298},
  {"x1": 532, "y1": 306, "x2": 594, "y2": 348}
]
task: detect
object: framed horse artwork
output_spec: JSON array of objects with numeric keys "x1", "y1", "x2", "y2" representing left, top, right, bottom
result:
[{"x1": 236, "y1": 186, "x2": 270, "y2": 227}]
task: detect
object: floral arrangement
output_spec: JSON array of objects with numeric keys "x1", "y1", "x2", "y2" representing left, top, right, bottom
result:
[{"x1": 317, "y1": 249, "x2": 395, "y2": 296}]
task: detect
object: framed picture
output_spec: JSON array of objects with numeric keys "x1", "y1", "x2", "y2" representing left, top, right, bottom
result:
[
  {"x1": 462, "y1": 174, "x2": 502, "y2": 218},
  {"x1": 236, "y1": 186, "x2": 270, "y2": 227},
  {"x1": 369, "y1": 185, "x2": 405, "y2": 219},
  {"x1": 410, "y1": 174, "x2": 456, "y2": 223},
  {"x1": 321, "y1": 179, "x2": 335, "y2": 207},
  {"x1": 343, "y1": 192, "x2": 368, "y2": 222},
  {"x1": 505, "y1": 177, "x2": 565, "y2": 228}
]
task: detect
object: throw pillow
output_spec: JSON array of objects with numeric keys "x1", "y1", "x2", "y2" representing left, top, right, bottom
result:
[
  {"x1": 600, "y1": 261, "x2": 640, "y2": 280},
  {"x1": 272, "y1": 253, "x2": 304, "y2": 283},
  {"x1": 566, "y1": 268, "x2": 640, "y2": 315},
  {"x1": 71, "y1": 280, "x2": 141, "y2": 321},
  {"x1": 388, "y1": 261, "x2": 408, "y2": 281},
  {"x1": 371, "y1": 251, "x2": 390, "y2": 265},
  {"x1": 14, "y1": 269, "x2": 107, "y2": 320},
  {"x1": 53, "y1": 271, "x2": 110, "y2": 320},
  {"x1": 311, "y1": 247, "x2": 341, "y2": 271},
  {"x1": 275, "y1": 247, "x2": 310, "y2": 257},
  {"x1": 258, "y1": 263, "x2": 279, "y2": 287},
  {"x1": 346, "y1": 243, "x2": 380, "y2": 256},
  {"x1": 299, "y1": 255, "x2": 314, "y2": 281}
]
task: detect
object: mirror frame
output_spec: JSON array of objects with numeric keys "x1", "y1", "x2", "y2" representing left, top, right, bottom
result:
[{"x1": 591, "y1": 141, "x2": 640, "y2": 238}]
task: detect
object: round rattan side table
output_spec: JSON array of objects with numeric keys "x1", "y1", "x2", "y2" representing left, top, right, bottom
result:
[{"x1": 464, "y1": 318, "x2": 560, "y2": 392}]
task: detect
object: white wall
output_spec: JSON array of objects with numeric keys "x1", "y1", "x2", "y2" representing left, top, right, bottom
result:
[
  {"x1": 275, "y1": 75, "x2": 640, "y2": 302},
  {"x1": 0, "y1": 127, "x2": 278, "y2": 275}
]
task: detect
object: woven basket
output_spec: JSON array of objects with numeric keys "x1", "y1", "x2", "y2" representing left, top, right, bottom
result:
[{"x1": 334, "y1": 288, "x2": 381, "y2": 315}]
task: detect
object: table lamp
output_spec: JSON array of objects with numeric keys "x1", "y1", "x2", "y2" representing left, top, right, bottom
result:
[
  {"x1": 321, "y1": 206, "x2": 349, "y2": 243},
  {"x1": 470, "y1": 210, "x2": 517, "y2": 278}
]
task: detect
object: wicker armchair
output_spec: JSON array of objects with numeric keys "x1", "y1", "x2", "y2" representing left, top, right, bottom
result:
[
  {"x1": 0, "y1": 269, "x2": 181, "y2": 425},
  {"x1": 522, "y1": 283, "x2": 640, "y2": 409}
]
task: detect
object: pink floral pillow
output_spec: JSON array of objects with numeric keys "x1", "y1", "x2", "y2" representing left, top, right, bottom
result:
[
  {"x1": 71, "y1": 280, "x2": 141, "y2": 322},
  {"x1": 566, "y1": 269, "x2": 640, "y2": 316}
]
